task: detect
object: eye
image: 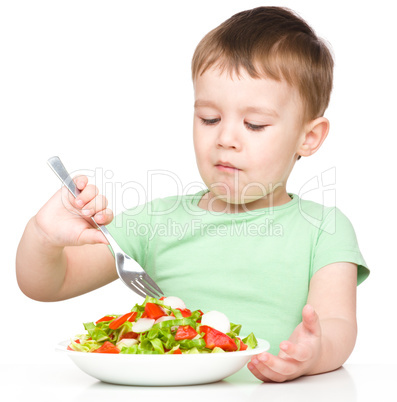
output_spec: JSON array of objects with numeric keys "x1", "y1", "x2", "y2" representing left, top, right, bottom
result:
[
  {"x1": 200, "y1": 117, "x2": 220, "y2": 126},
  {"x1": 245, "y1": 122, "x2": 268, "y2": 131}
]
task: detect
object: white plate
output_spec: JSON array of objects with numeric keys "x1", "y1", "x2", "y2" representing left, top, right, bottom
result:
[{"x1": 56, "y1": 338, "x2": 270, "y2": 386}]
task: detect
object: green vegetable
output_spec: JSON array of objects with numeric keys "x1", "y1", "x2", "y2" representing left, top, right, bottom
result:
[
  {"x1": 69, "y1": 295, "x2": 259, "y2": 355},
  {"x1": 229, "y1": 322, "x2": 242, "y2": 336},
  {"x1": 83, "y1": 322, "x2": 109, "y2": 342},
  {"x1": 242, "y1": 333, "x2": 258, "y2": 349}
]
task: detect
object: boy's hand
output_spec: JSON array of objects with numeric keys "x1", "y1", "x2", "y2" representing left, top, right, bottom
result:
[
  {"x1": 34, "y1": 176, "x2": 113, "y2": 247},
  {"x1": 248, "y1": 304, "x2": 322, "y2": 382}
]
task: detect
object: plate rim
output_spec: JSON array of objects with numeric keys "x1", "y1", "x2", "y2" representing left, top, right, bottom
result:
[{"x1": 56, "y1": 338, "x2": 270, "y2": 357}]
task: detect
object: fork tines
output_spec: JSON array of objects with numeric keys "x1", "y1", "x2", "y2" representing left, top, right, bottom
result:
[{"x1": 130, "y1": 274, "x2": 164, "y2": 299}]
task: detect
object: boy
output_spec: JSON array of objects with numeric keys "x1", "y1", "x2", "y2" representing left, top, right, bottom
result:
[{"x1": 16, "y1": 7, "x2": 369, "y2": 382}]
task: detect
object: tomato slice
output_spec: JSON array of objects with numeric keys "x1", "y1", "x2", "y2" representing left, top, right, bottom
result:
[
  {"x1": 96, "y1": 315, "x2": 115, "y2": 324},
  {"x1": 92, "y1": 341, "x2": 120, "y2": 354},
  {"x1": 236, "y1": 337, "x2": 248, "y2": 351},
  {"x1": 127, "y1": 312, "x2": 138, "y2": 322},
  {"x1": 176, "y1": 308, "x2": 192, "y2": 318},
  {"x1": 144, "y1": 302, "x2": 167, "y2": 320},
  {"x1": 174, "y1": 325, "x2": 198, "y2": 340},
  {"x1": 109, "y1": 312, "x2": 137, "y2": 330},
  {"x1": 173, "y1": 348, "x2": 182, "y2": 354},
  {"x1": 120, "y1": 331, "x2": 139, "y2": 340},
  {"x1": 199, "y1": 325, "x2": 237, "y2": 352}
]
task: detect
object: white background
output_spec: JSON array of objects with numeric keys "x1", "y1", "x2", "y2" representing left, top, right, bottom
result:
[{"x1": 0, "y1": 0, "x2": 395, "y2": 365}]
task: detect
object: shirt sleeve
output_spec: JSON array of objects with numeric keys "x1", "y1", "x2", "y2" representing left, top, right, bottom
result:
[
  {"x1": 105, "y1": 200, "x2": 155, "y2": 269},
  {"x1": 311, "y1": 207, "x2": 369, "y2": 285}
]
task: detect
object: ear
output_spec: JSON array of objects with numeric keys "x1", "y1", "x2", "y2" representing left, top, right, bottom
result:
[{"x1": 297, "y1": 117, "x2": 330, "y2": 158}]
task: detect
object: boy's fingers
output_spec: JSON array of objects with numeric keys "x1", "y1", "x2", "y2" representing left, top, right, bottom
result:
[
  {"x1": 77, "y1": 228, "x2": 109, "y2": 245},
  {"x1": 279, "y1": 341, "x2": 312, "y2": 362},
  {"x1": 302, "y1": 304, "x2": 321, "y2": 336},
  {"x1": 80, "y1": 194, "x2": 108, "y2": 217},
  {"x1": 255, "y1": 353, "x2": 297, "y2": 377},
  {"x1": 73, "y1": 175, "x2": 88, "y2": 191},
  {"x1": 247, "y1": 362, "x2": 274, "y2": 382},
  {"x1": 73, "y1": 184, "x2": 99, "y2": 208},
  {"x1": 94, "y1": 208, "x2": 113, "y2": 225},
  {"x1": 249, "y1": 355, "x2": 290, "y2": 382}
]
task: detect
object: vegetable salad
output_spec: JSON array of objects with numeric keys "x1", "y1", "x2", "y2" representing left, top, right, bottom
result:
[{"x1": 68, "y1": 296, "x2": 257, "y2": 354}]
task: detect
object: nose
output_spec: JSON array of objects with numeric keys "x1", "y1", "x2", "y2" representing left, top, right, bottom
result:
[{"x1": 216, "y1": 123, "x2": 242, "y2": 151}]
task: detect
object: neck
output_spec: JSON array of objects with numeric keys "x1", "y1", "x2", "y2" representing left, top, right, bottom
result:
[{"x1": 198, "y1": 188, "x2": 292, "y2": 213}]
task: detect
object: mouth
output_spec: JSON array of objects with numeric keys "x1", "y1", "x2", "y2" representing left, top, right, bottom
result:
[{"x1": 215, "y1": 161, "x2": 241, "y2": 172}]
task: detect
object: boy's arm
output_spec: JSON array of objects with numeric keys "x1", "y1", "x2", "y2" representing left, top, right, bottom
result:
[
  {"x1": 16, "y1": 218, "x2": 117, "y2": 301},
  {"x1": 16, "y1": 176, "x2": 118, "y2": 301},
  {"x1": 248, "y1": 262, "x2": 357, "y2": 382}
]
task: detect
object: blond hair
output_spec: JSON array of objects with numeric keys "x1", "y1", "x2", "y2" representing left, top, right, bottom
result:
[{"x1": 192, "y1": 6, "x2": 334, "y2": 123}]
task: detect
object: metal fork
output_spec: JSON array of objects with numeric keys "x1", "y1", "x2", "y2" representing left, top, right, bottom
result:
[{"x1": 47, "y1": 156, "x2": 164, "y2": 299}]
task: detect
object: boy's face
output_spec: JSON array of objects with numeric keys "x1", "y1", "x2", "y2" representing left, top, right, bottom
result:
[{"x1": 193, "y1": 66, "x2": 307, "y2": 211}]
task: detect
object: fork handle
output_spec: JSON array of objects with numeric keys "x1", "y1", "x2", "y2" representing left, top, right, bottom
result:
[
  {"x1": 47, "y1": 156, "x2": 121, "y2": 253},
  {"x1": 47, "y1": 156, "x2": 82, "y2": 199}
]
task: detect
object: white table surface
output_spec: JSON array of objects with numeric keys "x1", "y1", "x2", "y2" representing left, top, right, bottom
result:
[{"x1": 1, "y1": 361, "x2": 395, "y2": 402}]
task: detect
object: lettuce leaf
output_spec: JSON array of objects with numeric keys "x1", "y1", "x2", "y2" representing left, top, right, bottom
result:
[
  {"x1": 242, "y1": 333, "x2": 258, "y2": 349},
  {"x1": 83, "y1": 322, "x2": 109, "y2": 342}
]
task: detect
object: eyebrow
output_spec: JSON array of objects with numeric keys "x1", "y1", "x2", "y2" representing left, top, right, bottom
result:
[
  {"x1": 194, "y1": 100, "x2": 279, "y2": 118},
  {"x1": 244, "y1": 106, "x2": 279, "y2": 118},
  {"x1": 194, "y1": 100, "x2": 217, "y2": 109}
]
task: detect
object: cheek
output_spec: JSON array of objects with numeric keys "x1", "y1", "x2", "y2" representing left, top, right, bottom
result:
[
  {"x1": 193, "y1": 127, "x2": 211, "y2": 157},
  {"x1": 193, "y1": 132, "x2": 202, "y2": 158},
  {"x1": 193, "y1": 134, "x2": 209, "y2": 173},
  {"x1": 193, "y1": 125, "x2": 200, "y2": 151},
  {"x1": 246, "y1": 139, "x2": 291, "y2": 178}
]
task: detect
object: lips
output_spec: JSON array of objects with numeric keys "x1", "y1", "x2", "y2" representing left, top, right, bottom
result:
[{"x1": 215, "y1": 161, "x2": 241, "y2": 171}]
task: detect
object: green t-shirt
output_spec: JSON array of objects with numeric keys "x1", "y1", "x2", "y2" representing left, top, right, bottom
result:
[{"x1": 107, "y1": 191, "x2": 369, "y2": 355}]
